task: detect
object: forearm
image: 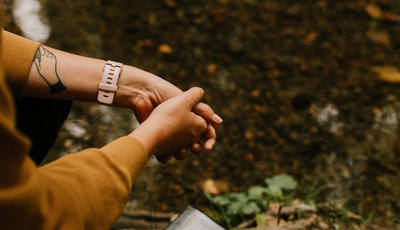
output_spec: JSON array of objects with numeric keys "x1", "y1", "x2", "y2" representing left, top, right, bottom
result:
[
  {"x1": 1, "y1": 29, "x2": 161, "y2": 104},
  {"x1": 1, "y1": 30, "x2": 103, "y2": 100},
  {"x1": 23, "y1": 45, "x2": 104, "y2": 101},
  {"x1": 22, "y1": 44, "x2": 177, "y2": 108}
]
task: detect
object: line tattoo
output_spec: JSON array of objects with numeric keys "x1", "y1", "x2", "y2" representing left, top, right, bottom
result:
[{"x1": 34, "y1": 45, "x2": 66, "y2": 94}]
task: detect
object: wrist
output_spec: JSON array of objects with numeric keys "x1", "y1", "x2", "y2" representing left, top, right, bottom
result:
[
  {"x1": 128, "y1": 122, "x2": 159, "y2": 157},
  {"x1": 113, "y1": 65, "x2": 182, "y2": 110},
  {"x1": 97, "y1": 60, "x2": 123, "y2": 105},
  {"x1": 112, "y1": 65, "x2": 152, "y2": 109}
]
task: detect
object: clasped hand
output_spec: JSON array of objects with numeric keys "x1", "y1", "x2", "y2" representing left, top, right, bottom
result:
[
  {"x1": 128, "y1": 87, "x2": 220, "y2": 163},
  {"x1": 112, "y1": 65, "x2": 222, "y2": 163}
]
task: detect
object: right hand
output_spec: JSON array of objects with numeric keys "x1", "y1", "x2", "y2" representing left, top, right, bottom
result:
[
  {"x1": 128, "y1": 87, "x2": 209, "y2": 161},
  {"x1": 115, "y1": 66, "x2": 222, "y2": 154}
]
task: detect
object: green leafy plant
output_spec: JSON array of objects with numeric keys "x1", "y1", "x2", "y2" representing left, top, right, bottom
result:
[{"x1": 206, "y1": 174, "x2": 297, "y2": 228}]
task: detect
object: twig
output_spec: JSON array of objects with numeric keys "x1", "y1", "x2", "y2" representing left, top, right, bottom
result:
[{"x1": 277, "y1": 201, "x2": 282, "y2": 225}]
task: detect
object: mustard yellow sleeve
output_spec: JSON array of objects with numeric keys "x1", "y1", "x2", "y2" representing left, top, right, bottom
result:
[
  {"x1": 1, "y1": 133, "x2": 148, "y2": 229},
  {"x1": 0, "y1": 66, "x2": 149, "y2": 229},
  {"x1": 35, "y1": 137, "x2": 148, "y2": 229},
  {"x1": 1, "y1": 30, "x2": 40, "y2": 96}
]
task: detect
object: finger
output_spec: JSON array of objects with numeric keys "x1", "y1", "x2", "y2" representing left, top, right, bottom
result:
[
  {"x1": 156, "y1": 154, "x2": 172, "y2": 164},
  {"x1": 180, "y1": 87, "x2": 204, "y2": 109},
  {"x1": 190, "y1": 143, "x2": 203, "y2": 155},
  {"x1": 204, "y1": 124, "x2": 217, "y2": 152},
  {"x1": 174, "y1": 149, "x2": 188, "y2": 160},
  {"x1": 193, "y1": 102, "x2": 223, "y2": 125},
  {"x1": 194, "y1": 114, "x2": 208, "y2": 134}
]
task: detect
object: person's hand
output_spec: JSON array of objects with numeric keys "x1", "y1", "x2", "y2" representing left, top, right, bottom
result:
[
  {"x1": 128, "y1": 87, "x2": 209, "y2": 161},
  {"x1": 115, "y1": 65, "x2": 222, "y2": 157}
]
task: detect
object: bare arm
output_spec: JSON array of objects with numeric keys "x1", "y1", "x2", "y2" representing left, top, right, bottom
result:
[{"x1": 23, "y1": 44, "x2": 222, "y2": 154}]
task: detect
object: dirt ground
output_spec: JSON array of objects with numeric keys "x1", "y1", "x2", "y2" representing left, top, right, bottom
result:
[{"x1": 6, "y1": 0, "x2": 400, "y2": 228}]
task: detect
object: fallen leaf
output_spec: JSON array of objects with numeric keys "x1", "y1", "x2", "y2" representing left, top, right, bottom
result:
[
  {"x1": 245, "y1": 131, "x2": 254, "y2": 140},
  {"x1": 201, "y1": 179, "x2": 229, "y2": 195},
  {"x1": 163, "y1": 0, "x2": 176, "y2": 8},
  {"x1": 159, "y1": 44, "x2": 173, "y2": 54},
  {"x1": 250, "y1": 89, "x2": 260, "y2": 97},
  {"x1": 366, "y1": 30, "x2": 391, "y2": 46},
  {"x1": 365, "y1": 4, "x2": 400, "y2": 23},
  {"x1": 345, "y1": 211, "x2": 363, "y2": 220},
  {"x1": 371, "y1": 107, "x2": 381, "y2": 115},
  {"x1": 366, "y1": 4, "x2": 382, "y2": 19},
  {"x1": 304, "y1": 32, "x2": 318, "y2": 44},
  {"x1": 137, "y1": 39, "x2": 153, "y2": 47},
  {"x1": 207, "y1": 63, "x2": 218, "y2": 74},
  {"x1": 244, "y1": 152, "x2": 255, "y2": 162},
  {"x1": 373, "y1": 66, "x2": 400, "y2": 83},
  {"x1": 254, "y1": 105, "x2": 267, "y2": 113},
  {"x1": 382, "y1": 11, "x2": 400, "y2": 23}
]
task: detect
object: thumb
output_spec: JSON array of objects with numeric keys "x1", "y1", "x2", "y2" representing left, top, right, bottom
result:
[
  {"x1": 132, "y1": 97, "x2": 155, "y2": 123},
  {"x1": 179, "y1": 87, "x2": 204, "y2": 108}
]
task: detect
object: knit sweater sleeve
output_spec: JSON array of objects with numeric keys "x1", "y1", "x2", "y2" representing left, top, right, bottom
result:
[
  {"x1": 1, "y1": 30, "x2": 39, "y2": 97},
  {"x1": 0, "y1": 98, "x2": 148, "y2": 229},
  {"x1": 35, "y1": 137, "x2": 148, "y2": 229}
]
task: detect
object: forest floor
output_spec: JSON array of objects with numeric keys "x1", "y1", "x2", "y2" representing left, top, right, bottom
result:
[{"x1": 6, "y1": 0, "x2": 400, "y2": 229}]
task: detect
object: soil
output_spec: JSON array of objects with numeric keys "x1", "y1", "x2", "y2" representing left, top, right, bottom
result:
[{"x1": 5, "y1": 0, "x2": 400, "y2": 228}]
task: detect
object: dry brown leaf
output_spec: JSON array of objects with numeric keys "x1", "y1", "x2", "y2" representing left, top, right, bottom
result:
[
  {"x1": 365, "y1": 4, "x2": 400, "y2": 23},
  {"x1": 250, "y1": 89, "x2": 260, "y2": 97},
  {"x1": 304, "y1": 32, "x2": 318, "y2": 44},
  {"x1": 244, "y1": 131, "x2": 254, "y2": 140},
  {"x1": 366, "y1": 4, "x2": 382, "y2": 19},
  {"x1": 163, "y1": 0, "x2": 176, "y2": 8},
  {"x1": 137, "y1": 39, "x2": 153, "y2": 47},
  {"x1": 207, "y1": 63, "x2": 218, "y2": 74},
  {"x1": 373, "y1": 66, "x2": 400, "y2": 83},
  {"x1": 366, "y1": 30, "x2": 391, "y2": 46},
  {"x1": 382, "y1": 11, "x2": 400, "y2": 23},
  {"x1": 201, "y1": 179, "x2": 229, "y2": 195},
  {"x1": 159, "y1": 44, "x2": 173, "y2": 54},
  {"x1": 345, "y1": 211, "x2": 363, "y2": 220}
]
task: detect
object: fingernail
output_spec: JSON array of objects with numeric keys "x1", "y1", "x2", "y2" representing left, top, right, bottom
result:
[
  {"x1": 212, "y1": 114, "x2": 223, "y2": 123},
  {"x1": 208, "y1": 144, "x2": 214, "y2": 151}
]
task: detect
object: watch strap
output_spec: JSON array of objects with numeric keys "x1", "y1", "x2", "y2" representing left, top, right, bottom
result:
[{"x1": 97, "y1": 60, "x2": 123, "y2": 104}]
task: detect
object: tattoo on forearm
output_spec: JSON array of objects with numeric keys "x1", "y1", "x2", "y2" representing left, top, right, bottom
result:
[{"x1": 34, "y1": 45, "x2": 66, "y2": 94}]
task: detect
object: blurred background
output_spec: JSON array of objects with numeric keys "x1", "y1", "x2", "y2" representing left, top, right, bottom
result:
[{"x1": 4, "y1": 0, "x2": 400, "y2": 228}]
